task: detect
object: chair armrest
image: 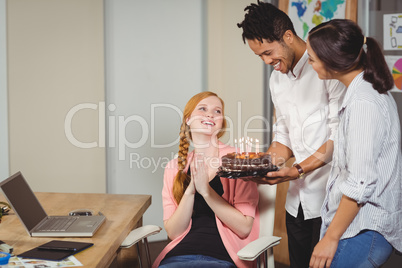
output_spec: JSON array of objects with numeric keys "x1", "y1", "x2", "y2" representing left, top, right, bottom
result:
[
  {"x1": 120, "y1": 225, "x2": 162, "y2": 248},
  {"x1": 237, "y1": 236, "x2": 281, "y2": 261}
]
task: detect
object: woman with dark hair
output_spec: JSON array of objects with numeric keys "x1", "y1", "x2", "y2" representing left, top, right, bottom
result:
[
  {"x1": 152, "y1": 91, "x2": 260, "y2": 268},
  {"x1": 307, "y1": 19, "x2": 402, "y2": 267}
]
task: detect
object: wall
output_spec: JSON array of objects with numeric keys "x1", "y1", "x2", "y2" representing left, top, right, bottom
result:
[
  {"x1": 7, "y1": 0, "x2": 106, "y2": 193},
  {"x1": 104, "y1": 0, "x2": 205, "y2": 241},
  {"x1": 207, "y1": 0, "x2": 266, "y2": 146},
  {"x1": 104, "y1": 0, "x2": 265, "y2": 242},
  {"x1": 5, "y1": 0, "x2": 268, "y2": 246},
  {"x1": 0, "y1": 0, "x2": 8, "y2": 180},
  {"x1": 207, "y1": 2, "x2": 291, "y2": 266},
  {"x1": 208, "y1": 0, "x2": 292, "y2": 264},
  {"x1": 4, "y1": 0, "x2": 265, "y2": 241}
]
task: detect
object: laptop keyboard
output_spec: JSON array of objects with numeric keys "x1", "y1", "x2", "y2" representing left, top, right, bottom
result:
[{"x1": 38, "y1": 217, "x2": 78, "y2": 231}]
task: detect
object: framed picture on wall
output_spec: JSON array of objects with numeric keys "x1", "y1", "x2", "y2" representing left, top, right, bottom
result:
[{"x1": 279, "y1": 0, "x2": 357, "y2": 40}]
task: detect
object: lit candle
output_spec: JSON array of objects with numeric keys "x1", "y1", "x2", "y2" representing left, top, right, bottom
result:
[
  {"x1": 245, "y1": 137, "x2": 247, "y2": 152},
  {"x1": 235, "y1": 139, "x2": 238, "y2": 154},
  {"x1": 245, "y1": 137, "x2": 249, "y2": 156},
  {"x1": 240, "y1": 138, "x2": 244, "y2": 154},
  {"x1": 256, "y1": 139, "x2": 259, "y2": 154}
]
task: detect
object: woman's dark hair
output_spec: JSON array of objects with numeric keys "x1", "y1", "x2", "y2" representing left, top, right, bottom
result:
[
  {"x1": 237, "y1": 0, "x2": 297, "y2": 43},
  {"x1": 308, "y1": 19, "x2": 394, "y2": 93}
]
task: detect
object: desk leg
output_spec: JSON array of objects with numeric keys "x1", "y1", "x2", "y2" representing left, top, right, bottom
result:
[{"x1": 114, "y1": 218, "x2": 143, "y2": 268}]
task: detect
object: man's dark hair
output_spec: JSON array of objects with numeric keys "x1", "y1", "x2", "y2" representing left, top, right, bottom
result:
[{"x1": 237, "y1": 0, "x2": 297, "y2": 43}]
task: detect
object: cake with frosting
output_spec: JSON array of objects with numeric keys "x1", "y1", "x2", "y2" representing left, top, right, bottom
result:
[{"x1": 217, "y1": 152, "x2": 278, "y2": 178}]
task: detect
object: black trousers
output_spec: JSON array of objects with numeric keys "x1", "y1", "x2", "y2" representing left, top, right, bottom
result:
[{"x1": 286, "y1": 203, "x2": 322, "y2": 268}]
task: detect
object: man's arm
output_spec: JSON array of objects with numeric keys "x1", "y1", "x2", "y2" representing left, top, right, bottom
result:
[
  {"x1": 265, "y1": 79, "x2": 345, "y2": 185},
  {"x1": 299, "y1": 139, "x2": 333, "y2": 173},
  {"x1": 268, "y1": 141, "x2": 294, "y2": 166},
  {"x1": 264, "y1": 139, "x2": 334, "y2": 185}
]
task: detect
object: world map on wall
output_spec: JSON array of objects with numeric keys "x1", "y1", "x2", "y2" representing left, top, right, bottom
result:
[{"x1": 288, "y1": 0, "x2": 346, "y2": 40}]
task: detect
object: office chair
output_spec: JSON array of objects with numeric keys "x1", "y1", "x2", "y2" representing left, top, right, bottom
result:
[
  {"x1": 120, "y1": 225, "x2": 162, "y2": 268},
  {"x1": 237, "y1": 184, "x2": 281, "y2": 268}
]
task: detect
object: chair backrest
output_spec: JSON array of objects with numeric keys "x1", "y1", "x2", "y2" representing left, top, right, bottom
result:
[{"x1": 258, "y1": 184, "x2": 277, "y2": 236}]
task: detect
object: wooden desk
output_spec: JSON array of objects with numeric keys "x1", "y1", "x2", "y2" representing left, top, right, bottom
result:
[{"x1": 0, "y1": 192, "x2": 151, "y2": 267}]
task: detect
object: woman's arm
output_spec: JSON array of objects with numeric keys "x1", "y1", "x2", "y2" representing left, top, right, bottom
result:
[
  {"x1": 202, "y1": 189, "x2": 255, "y2": 239},
  {"x1": 192, "y1": 158, "x2": 255, "y2": 239},
  {"x1": 309, "y1": 195, "x2": 361, "y2": 268},
  {"x1": 163, "y1": 178, "x2": 195, "y2": 240}
]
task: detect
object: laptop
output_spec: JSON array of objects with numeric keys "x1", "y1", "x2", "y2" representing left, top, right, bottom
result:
[{"x1": 0, "y1": 171, "x2": 106, "y2": 237}]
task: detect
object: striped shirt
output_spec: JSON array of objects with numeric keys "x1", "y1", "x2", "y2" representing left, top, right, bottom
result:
[{"x1": 321, "y1": 72, "x2": 402, "y2": 252}]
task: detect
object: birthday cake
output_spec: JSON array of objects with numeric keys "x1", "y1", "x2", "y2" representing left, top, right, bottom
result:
[{"x1": 217, "y1": 152, "x2": 279, "y2": 178}]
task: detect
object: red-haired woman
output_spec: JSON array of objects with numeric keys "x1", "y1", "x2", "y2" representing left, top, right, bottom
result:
[{"x1": 153, "y1": 91, "x2": 260, "y2": 268}]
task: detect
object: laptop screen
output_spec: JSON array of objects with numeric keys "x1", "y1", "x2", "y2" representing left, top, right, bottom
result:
[{"x1": 0, "y1": 172, "x2": 47, "y2": 232}]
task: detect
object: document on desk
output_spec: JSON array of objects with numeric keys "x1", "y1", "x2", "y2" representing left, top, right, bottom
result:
[
  {"x1": 18, "y1": 240, "x2": 93, "y2": 261},
  {"x1": 8, "y1": 255, "x2": 82, "y2": 267}
]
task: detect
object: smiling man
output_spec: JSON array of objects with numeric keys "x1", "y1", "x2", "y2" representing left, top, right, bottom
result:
[{"x1": 237, "y1": 2, "x2": 346, "y2": 267}]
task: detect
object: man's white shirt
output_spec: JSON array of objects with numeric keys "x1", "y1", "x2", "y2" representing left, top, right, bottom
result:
[{"x1": 270, "y1": 51, "x2": 346, "y2": 219}]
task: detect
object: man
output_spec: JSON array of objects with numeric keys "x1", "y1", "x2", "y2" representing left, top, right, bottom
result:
[{"x1": 238, "y1": 2, "x2": 346, "y2": 267}]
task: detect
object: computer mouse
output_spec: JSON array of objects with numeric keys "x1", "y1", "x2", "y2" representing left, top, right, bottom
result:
[{"x1": 69, "y1": 209, "x2": 93, "y2": 216}]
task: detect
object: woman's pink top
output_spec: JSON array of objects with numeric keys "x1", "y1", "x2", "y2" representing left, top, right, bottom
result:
[{"x1": 152, "y1": 143, "x2": 260, "y2": 268}]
